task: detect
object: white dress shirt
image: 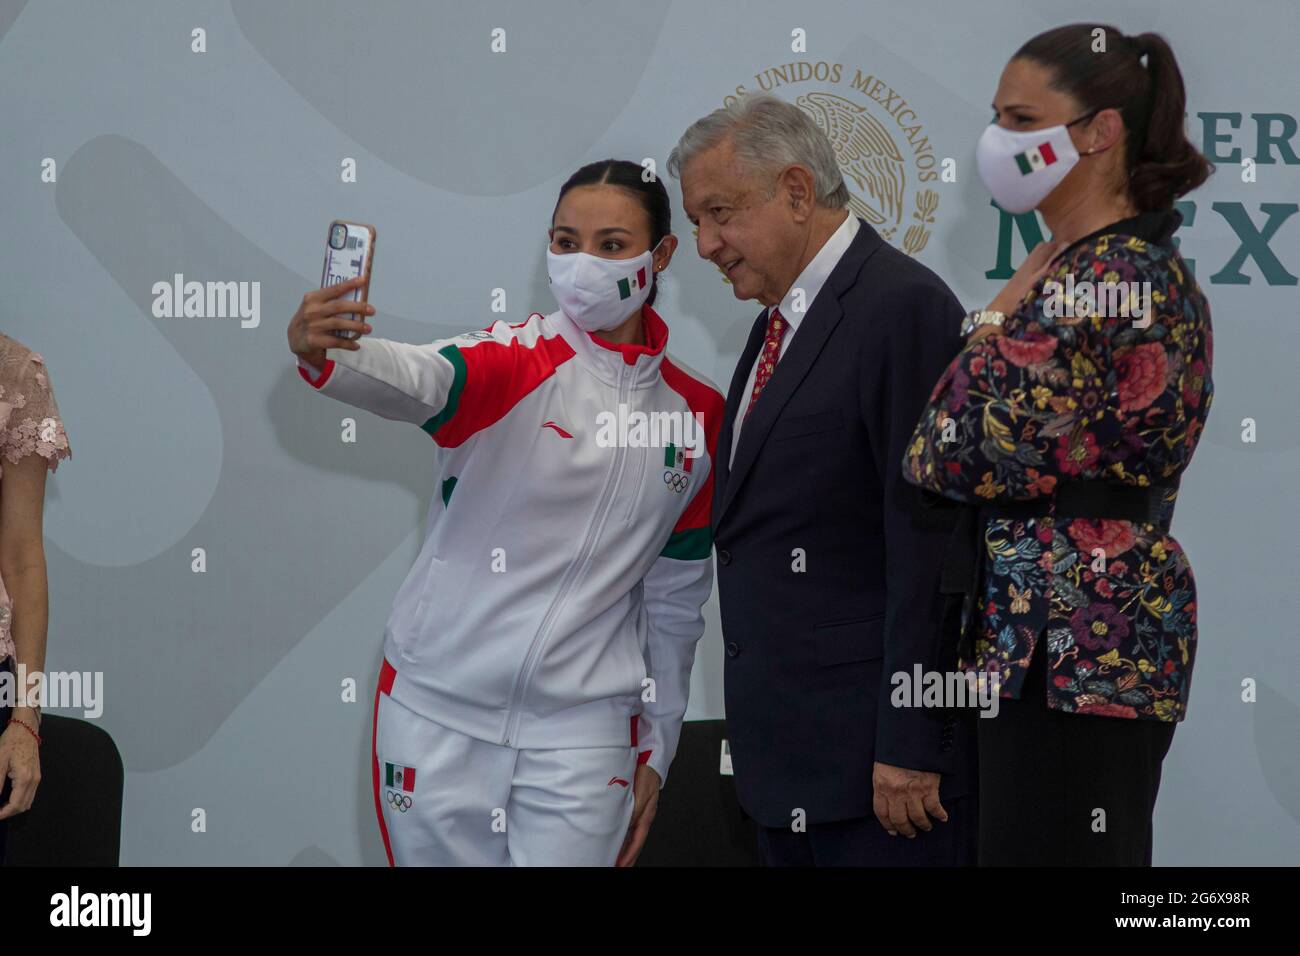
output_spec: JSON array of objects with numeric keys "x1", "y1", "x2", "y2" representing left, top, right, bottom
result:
[{"x1": 730, "y1": 210, "x2": 860, "y2": 466}]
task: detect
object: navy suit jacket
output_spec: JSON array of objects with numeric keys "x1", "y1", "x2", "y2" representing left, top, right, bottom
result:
[{"x1": 712, "y1": 217, "x2": 977, "y2": 828}]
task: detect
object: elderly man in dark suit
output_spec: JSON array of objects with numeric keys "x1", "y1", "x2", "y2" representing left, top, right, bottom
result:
[{"x1": 667, "y1": 93, "x2": 977, "y2": 865}]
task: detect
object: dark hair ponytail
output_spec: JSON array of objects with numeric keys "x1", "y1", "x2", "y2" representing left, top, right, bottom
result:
[
  {"x1": 551, "y1": 159, "x2": 671, "y2": 306},
  {"x1": 1015, "y1": 24, "x2": 1213, "y2": 211}
]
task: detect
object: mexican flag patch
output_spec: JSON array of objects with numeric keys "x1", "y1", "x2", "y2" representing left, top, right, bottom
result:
[
  {"x1": 1014, "y1": 142, "x2": 1057, "y2": 174},
  {"x1": 385, "y1": 762, "x2": 416, "y2": 792},
  {"x1": 664, "y1": 443, "x2": 693, "y2": 472},
  {"x1": 617, "y1": 266, "x2": 649, "y2": 300}
]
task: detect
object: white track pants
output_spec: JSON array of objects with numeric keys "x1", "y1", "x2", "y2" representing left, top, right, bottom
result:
[{"x1": 372, "y1": 659, "x2": 637, "y2": 866}]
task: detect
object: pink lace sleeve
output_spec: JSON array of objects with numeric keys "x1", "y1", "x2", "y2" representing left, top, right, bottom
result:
[{"x1": 0, "y1": 336, "x2": 71, "y2": 481}]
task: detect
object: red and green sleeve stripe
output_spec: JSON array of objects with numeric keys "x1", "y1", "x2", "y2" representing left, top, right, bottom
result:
[
  {"x1": 422, "y1": 331, "x2": 576, "y2": 448},
  {"x1": 658, "y1": 358, "x2": 725, "y2": 561}
]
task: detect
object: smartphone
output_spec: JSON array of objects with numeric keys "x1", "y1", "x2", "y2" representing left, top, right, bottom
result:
[{"x1": 320, "y1": 219, "x2": 376, "y2": 339}]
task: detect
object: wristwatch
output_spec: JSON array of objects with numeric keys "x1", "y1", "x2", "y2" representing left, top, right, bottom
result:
[{"x1": 960, "y1": 308, "x2": 1006, "y2": 337}]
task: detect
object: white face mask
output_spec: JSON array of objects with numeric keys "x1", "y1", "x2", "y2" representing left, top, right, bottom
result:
[
  {"x1": 546, "y1": 238, "x2": 664, "y2": 332},
  {"x1": 975, "y1": 116, "x2": 1094, "y2": 214}
]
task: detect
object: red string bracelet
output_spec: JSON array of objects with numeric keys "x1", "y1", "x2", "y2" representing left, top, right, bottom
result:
[{"x1": 7, "y1": 717, "x2": 41, "y2": 745}]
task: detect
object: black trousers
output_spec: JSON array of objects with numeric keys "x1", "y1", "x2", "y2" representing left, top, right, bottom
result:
[
  {"x1": 0, "y1": 655, "x2": 12, "y2": 866},
  {"x1": 757, "y1": 794, "x2": 977, "y2": 866},
  {"x1": 977, "y1": 640, "x2": 1176, "y2": 866}
]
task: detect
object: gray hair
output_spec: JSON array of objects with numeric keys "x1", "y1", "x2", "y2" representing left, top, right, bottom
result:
[{"x1": 666, "y1": 92, "x2": 849, "y2": 208}]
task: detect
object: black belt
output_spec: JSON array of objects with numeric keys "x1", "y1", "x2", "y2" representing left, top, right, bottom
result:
[{"x1": 937, "y1": 480, "x2": 1178, "y2": 664}]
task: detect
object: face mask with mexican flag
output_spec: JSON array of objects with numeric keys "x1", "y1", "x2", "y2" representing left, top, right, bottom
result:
[
  {"x1": 547, "y1": 237, "x2": 664, "y2": 333},
  {"x1": 975, "y1": 120, "x2": 1081, "y2": 214}
]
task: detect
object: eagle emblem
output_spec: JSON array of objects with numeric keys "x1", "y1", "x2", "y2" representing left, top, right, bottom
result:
[{"x1": 796, "y1": 91, "x2": 906, "y2": 233}]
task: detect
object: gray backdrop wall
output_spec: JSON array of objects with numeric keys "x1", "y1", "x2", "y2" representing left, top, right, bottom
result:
[{"x1": 3, "y1": 0, "x2": 1296, "y2": 865}]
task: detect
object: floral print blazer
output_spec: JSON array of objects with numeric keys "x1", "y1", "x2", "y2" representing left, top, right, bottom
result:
[{"x1": 903, "y1": 209, "x2": 1212, "y2": 722}]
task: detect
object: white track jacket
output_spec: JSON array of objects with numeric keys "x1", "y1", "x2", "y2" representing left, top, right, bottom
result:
[{"x1": 296, "y1": 304, "x2": 723, "y2": 786}]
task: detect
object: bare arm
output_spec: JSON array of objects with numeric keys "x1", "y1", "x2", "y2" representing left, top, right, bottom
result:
[
  {"x1": 0, "y1": 452, "x2": 50, "y2": 700},
  {"x1": 0, "y1": 451, "x2": 51, "y2": 820}
]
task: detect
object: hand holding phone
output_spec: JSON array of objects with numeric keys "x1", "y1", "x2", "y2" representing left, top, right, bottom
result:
[
  {"x1": 288, "y1": 275, "x2": 376, "y2": 369},
  {"x1": 320, "y1": 220, "x2": 376, "y2": 339}
]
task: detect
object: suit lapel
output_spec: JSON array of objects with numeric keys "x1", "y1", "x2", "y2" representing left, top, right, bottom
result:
[
  {"x1": 714, "y1": 218, "x2": 883, "y2": 530},
  {"x1": 714, "y1": 312, "x2": 768, "y2": 509}
]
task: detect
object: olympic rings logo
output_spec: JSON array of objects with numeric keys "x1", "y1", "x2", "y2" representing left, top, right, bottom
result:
[
  {"x1": 663, "y1": 470, "x2": 689, "y2": 493},
  {"x1": 386, "y1": 789, "x2": 412, "y2": 812}
]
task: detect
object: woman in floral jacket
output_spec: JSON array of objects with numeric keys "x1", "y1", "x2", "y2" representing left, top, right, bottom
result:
[{"x1": 904, "y1": 24, "x2": 1212, "y2": 866}]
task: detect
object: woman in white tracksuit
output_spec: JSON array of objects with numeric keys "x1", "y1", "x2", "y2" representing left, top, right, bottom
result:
[{"x1": 288, "y1": 160, "x2": 724, "y2": 866}]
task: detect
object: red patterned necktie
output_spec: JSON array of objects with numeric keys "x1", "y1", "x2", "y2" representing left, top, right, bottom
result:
[{"x1": 744, "y1": 307, "x2": 786, "y2": 420}]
